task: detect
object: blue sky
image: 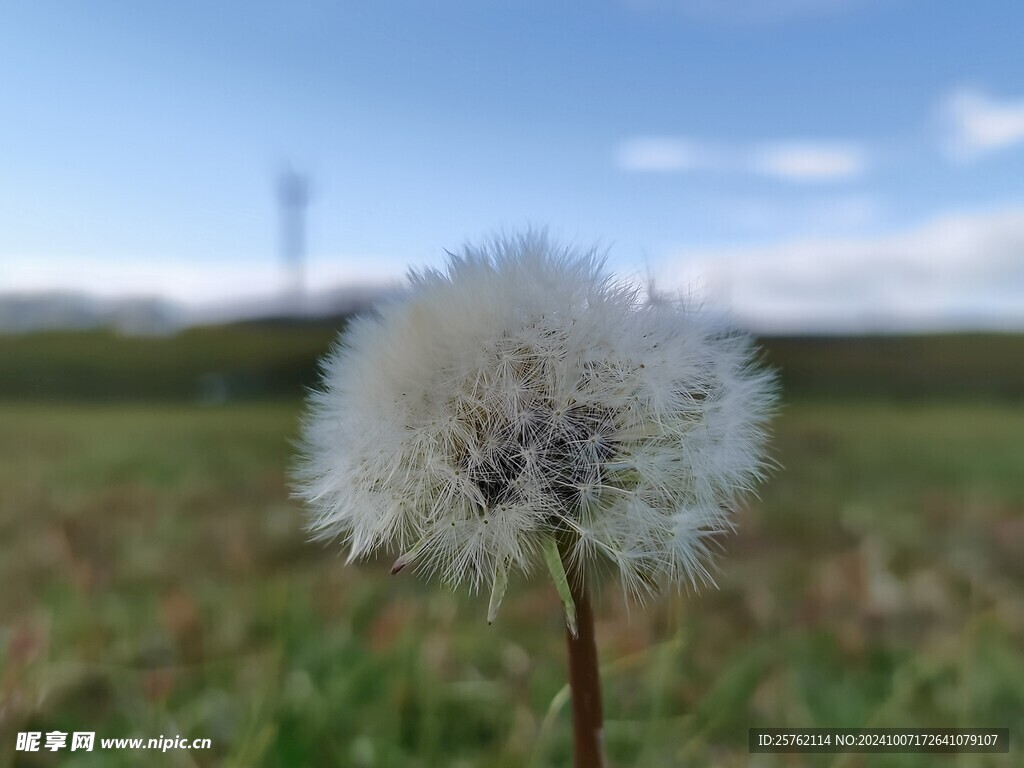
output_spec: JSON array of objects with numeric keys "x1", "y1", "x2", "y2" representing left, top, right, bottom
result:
[{"x1": 3, "y1": 0, "x2": 1024, "y2": 329}]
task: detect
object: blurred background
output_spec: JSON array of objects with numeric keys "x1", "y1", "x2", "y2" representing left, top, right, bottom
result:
[{"x1": 2, "y1": 1, "x2": 1023, "y2": 766}]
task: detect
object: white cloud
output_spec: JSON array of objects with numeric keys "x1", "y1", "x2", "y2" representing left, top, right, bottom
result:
[
  {"x1": 941, "y1": 88, "x2": 1024, "y2": 161},
  {"x1": 1, "y1": 254, "x2": 407, "y2": 308},
  {"x1": 658, "y1": 205, "x2": 1024, "y2": 332},
  {"x1": 751, "y1": 142, "x2": 866, "y2": 182},
  {"x1": 616, "y1": 136, "x2": 867, "y2": 182}
]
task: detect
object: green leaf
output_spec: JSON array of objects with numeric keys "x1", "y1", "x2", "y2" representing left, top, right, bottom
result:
[
  {"x1": 390, "y1": 535, "x2": 428, "y2": 574},
  {"x1": 487, "y1": 557, "x2": 510, "y2": 624},
  {"x1": 542, "y1": 537, "x2": 577, "y2": 638}
]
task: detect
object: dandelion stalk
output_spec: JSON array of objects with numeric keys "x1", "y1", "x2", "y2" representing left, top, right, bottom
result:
[
  {"x1": 295, "y1": 232, "x2": 776, "y2": 765},
  {"x1": 560, "y1": 544, "x2": 605, "y2": 768}
]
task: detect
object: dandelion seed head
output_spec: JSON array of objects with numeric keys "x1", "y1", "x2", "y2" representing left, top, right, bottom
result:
[{"x1": 296, "y1": 232, "x2": 776, "y2": 602}]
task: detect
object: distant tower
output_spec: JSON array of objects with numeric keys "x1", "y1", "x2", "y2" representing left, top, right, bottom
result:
[{"x1": 277, "y1": 167, "x2": 311, "y2": 313}]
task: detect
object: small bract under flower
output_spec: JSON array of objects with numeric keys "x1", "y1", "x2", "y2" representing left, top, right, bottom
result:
[{"x1": 296, "y1": 234, "x2": 776, "y2": 617}]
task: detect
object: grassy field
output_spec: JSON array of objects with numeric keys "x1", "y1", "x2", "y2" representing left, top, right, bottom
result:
[
  {"x1": 2, "y1": 331, "x2": 1024, "y2": 766},
  {"x1": 3, "y1": 325, "x2": 1024, "y2": 403}
]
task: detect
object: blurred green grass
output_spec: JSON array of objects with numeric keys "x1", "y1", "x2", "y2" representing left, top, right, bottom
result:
[
  {"x1": 0, "y1": 322, "x2": 339, "y2": 403},
  {"x1": 1, "y1": 329, "x2": 1023, "y2": 767},
  {"x1": 3, "y1": 324, "x2": 1024, "y2": 403}
]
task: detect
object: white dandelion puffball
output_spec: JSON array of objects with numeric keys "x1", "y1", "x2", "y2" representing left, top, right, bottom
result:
[{"x1": 297, "y1": 234, "x2": 776, "y2": 614}]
